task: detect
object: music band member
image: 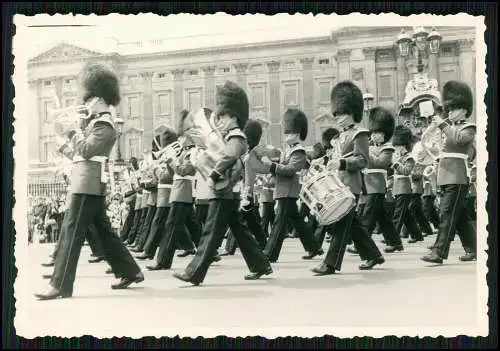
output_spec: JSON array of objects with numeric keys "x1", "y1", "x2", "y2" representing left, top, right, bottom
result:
[
  {"x1": 358, "y1": 106, "x2": 403, "y2": 252},
  {"x1": 173, "y1": 81, "x2": 273, "y2": 285},
  {"x1": 421, "y1": 80, "x2": 477, "y2": 264},
  {"x1": 35, "y1": 62, "x2": 143, "y2": 300},
  {"x1": 261, "y1": 108, "x2": 323, "y2": 262},
  {"x1": 136, "y1": 128, "x2": 178, "y2": 260},
  {"x1": 146, "y1": 110, "x2": 202, "y2": 271},
  {"x1": 120, "y1": 157, "x2": 140, "y2": 243},
  {"x1": 312, "y1": 81, "x2": 385, "y2": 276},
  {"x1": 259, "y1": 174, "x2": 276, "y2": 238}
]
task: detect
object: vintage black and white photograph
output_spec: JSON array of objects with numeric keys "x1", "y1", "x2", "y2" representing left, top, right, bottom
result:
[{"x1": 12, "y1": 13, "x2": 488, "y2": 338}]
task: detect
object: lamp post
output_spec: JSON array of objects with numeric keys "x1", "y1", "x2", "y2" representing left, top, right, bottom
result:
[
  {"x1": 114, "y1": 117, "x2": 124, "y2": 163},
  {"x1": 395, "y1": 26, "x2": 442, "y2": 74}
]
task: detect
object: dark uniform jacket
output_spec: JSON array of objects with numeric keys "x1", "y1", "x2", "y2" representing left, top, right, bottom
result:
[
  {"x1": 272, "y1": 143, "x2": 307, "y2": 199},
  {"x1": 363, "y1": 142, "x2": 394, "y2": 194}
]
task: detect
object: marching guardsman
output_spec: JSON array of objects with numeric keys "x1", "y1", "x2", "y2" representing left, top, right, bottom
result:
[
  {"x1": 173, "y1": 81, "x2": 273, "y2": 285},
  {"x1": 136, "y1": 128, "x2": 178, "y2": 260},
  {"x1": 221, "y1": 119, "x2": 269, "y2": 256},
  {"x1": 311, "y1": 81, "x2": 384, "y2": 276},
  {"x1": 120, "y1": 157, "x2": 140, "y2": 242},
  {"x1": 390, "y1": 125, "x2": 424, "y2": 246},
  {"x1": 422, "y1": 80, "x2": 477, "y2": 264},
  {"x1": 259, "y1": 174, "x2": 276, "y2": 238},
  {"x1": 261, "y1": 108, "x2": 323, "y2": 262},
  {"x1": 422, "y1": 162, "x2": 440, "y2": 234},
  {"x1": 146, "y1": 109, "x2": 202, "y2": 271},
  {"x1": 35, "y1": 62, "x2": 143, "y2": 300},
  {"x1": 357, "y1": 106, "x2": 403, "y2": 252},
  {"x1": 127, "y1": 157, "x2": 150, "y2": 248}
]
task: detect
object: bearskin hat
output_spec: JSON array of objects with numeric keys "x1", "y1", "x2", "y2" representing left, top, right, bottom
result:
[
  {"x1": 322, "y1": 127, "x2": 340, "y2": 147},
  {"x1": 243, "y1": 119, "x2": 263, "y2": 151},
  {"x1": 442, "y1": 80, "x2": 473, "y2": 118},
  {"x1": 392, "y1": 125, "x2": 414, "y2": 147},
  {"x1": 330, "y1": 81, "x2": 364, "y2": 123},
  {"x1": 311, "y1": 142, "x2": 326, "y2": 160},
  {"x1": 369, "y1": 106, "x2": 395, "y2": 142},
  {"x1": 158, "y1": 127, "x2": 178, "y2": 148},
  {"x1": 79, "y1": 62, "x2": 121, "y2": 106},
  {"x1": 283, "y1": 108, "x2": 308, "y2": 141},
  {"x1": 176, "y1": 109, "x2": 191, "y2": 136},
  {"x1": 215, "y1": 81, "x2": 249, "y2": 129}
]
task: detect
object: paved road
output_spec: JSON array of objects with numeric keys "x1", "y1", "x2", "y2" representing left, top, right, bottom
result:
[{"x1": 16, "y1": 236, "x2": 481, "y2": 338}]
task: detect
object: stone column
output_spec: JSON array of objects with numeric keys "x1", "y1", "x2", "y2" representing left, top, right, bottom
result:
[
  {"x1": 53, "y1": 77, "x2": 64, "y2": 108},
  {"x1": 457, "y1": 39, "x2": 476, "y2": 120},
  {"x1": 171, "y1": 69, "x2": 185, "y2": 130},
  {"x1": 267, "y1": 60, "x2": 282, "y2": 147},
  {"x1": 202, "y1": 65, "x2": 216, "y2": 109},
  {"x1": 362, "y1": 47, "x2": 377, "y2": 103},
  {"x1": 140, "y1": 71, "x2": 154, "y2": 152},
  {"x1": 336, "y1": 49, "x2": 351, "y2": 82},
  {"x1": 396, "y1": 52, "x2": 408, "y2": 109},
  {"x1": 233, "y1": 63, "x2": 249, "y2": 92},
  {"x1": 427, "y1": 52, "x2": 440, "y2": 82},
  {"x1": 300, "y1": 57, "x2": 315, "y2": 145}
]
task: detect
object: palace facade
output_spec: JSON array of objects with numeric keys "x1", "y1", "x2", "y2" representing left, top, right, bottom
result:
[{"x1": 26, "y1": 26, "x2": 476, "y2": 188}]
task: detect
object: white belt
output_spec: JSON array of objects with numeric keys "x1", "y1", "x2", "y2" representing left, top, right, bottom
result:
[
  {"x1": 394, "y1": 175, "x2": 411, "y2": 179},
  {"x1": 362, "y1": 169, "x2": 387, "y2": 175},
  {"x1": 173, "y1": 175, "x2": 194, "y2": 181},
  {"x1": 262, "y1": 187, "x2": 273, "y2": 191},
  {"x1": 143, "y1": 190, "x2": 150, "y2": 195},
  {"x1": 158, "y1": 184, "x2": 172, "y2": 189},
  {"x1": 439, "y1": 153, "x2": 470, "y2": 178},
  {"x1": 73, "y1": 155, "x2": 108, "y2": 183}
]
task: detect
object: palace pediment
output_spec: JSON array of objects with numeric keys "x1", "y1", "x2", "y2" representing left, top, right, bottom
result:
[{"x1": 29, "y1": 42, "x2": 103, "y2": 65}]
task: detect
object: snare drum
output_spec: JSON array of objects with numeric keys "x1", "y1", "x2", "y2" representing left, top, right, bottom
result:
[{"x1": 299, "y1": 171, "x2": 356, "y2": 225}]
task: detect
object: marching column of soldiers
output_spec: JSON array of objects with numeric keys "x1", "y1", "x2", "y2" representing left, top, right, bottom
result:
[{"x1": 35, "y1": 60, "x2": 477, "y2": 300}]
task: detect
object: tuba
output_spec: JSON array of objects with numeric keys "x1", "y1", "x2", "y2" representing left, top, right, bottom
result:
[{"x1": 182, "y1": 108, "x2": 243, "y2": 191}]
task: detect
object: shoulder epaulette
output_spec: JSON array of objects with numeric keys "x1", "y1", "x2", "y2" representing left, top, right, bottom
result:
[{"x1": 225, "y1": 129, "x2": 246, "y2": 142}]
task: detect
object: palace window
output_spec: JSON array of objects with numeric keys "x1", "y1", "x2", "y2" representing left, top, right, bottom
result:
[
  {"x1": 43, "y1": 100, "x2": 54, "y2": 122},
  {"x1": 318, "y1": 58, "x2": 330, "y2": 65},
  {"x1": 43, "y1": 80, "x2": 53, "y2": 87},
  {"x1": 128, "y1": 137, "x2": 141, "y2": 159},
  {"x1": 188, "y1": 70, "x2": 199, "y2": 76},
  {"x1": 157, "y1": 93, "x2": 171, "y2": 115},
  {"x1": 187, "y1": 89, "x2": 202, "y2": 112},
  {"x1": 284, "y1": 61, "x2": 295, "y2": 70},
  {"x1": 378, "y1": 75, "x2": 393, "y2": 98},
  {"x1": 219, "y1": 67, "x2": 230, "y2": 74},
  {"x1": 127, "y1": 96, "x2": 141, "y2": 118},
  {"x1": 250, "y1": 64, "x2": 264, "y2": 72},
  {"x1": 63, "y1": 98, "x2": 75, "y2": 108},
  {"x1": 251, "y1": 85, "x2": 266, "y2": 108},
  {"x1": 157, "y1": 73, "x2": 167, "y2": 79},
  {"x1": 318, "y1": 81, "x2": 331, "y2": 103},
  {"x1": 283, "y1": 83, "x2": 299, "y2": 107}
]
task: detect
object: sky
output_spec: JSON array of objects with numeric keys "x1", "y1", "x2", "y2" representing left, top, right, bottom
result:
[{"x1": 15, "y1": 13, "x2": 343, "y2": 59}]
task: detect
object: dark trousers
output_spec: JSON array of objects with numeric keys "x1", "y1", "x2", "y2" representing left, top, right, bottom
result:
[
  {"x1": 155, "y1": 202, "x2": 200, "y2": 268},
  {"x1": 142, "y1": 206, "x2": 171, "y2": 258},
  {"x1": 120, "y1": 199, "x2": 136, "y2": 242},
  {"x1": 86, "y1": 223, "x2": 104, "y2": 257},
  {"x1": 261, "y1": 202, "x2": 275, "y2": 237},
  {"x1": 359, "y1": 193, "x2": 402, "y2": 247},
  {"x1": 465, "y1": 196, "x2": 476, "y2": 221},
  {"x1": 422, "y1": 195, "x2": 440, "y2": 229},
  {"x1": 135, "y1": 205, "x2": 156, "y2": 250},
  {"x1": 196, "y1": 203, "x2": 209, "y2": 228},
  {"x1": 50, "y1": 194, "x2": 141, "y2": 294},
  {"x1": 264, "y1": 198, "x2": 320, "y2": 262},
  {"x1": 393, "y1": 194, "x2": 423, "y2": 241},
  {"x1": 184, "y1": 199, "x2": 271, "y2": 284},
  {"x1": 225, "y1": 203, "x2": 268, "y2": 253},
  {"x1": 323, "y1": 205, "x2": 383, "y2": 270},
  {"x1": 127, "y1": 208, "x2": 146, "y2": 245},
  {"x1": 409, "y1": 194, "x2": 433, "y2": 235},
  {"x1": 434, "y1": 184, "x2": 476, "y2": 259},
  {"x1": 299, "y1": 202, "x2": 318, "y2": 236},
  {"x1": 313, "y1": 224, "x2": 330, "y2": 248}
]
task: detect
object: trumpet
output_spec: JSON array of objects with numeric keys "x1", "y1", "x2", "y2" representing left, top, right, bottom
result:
[{"x1": 152, "y1": 141, "x2": 182, "y2": 163}]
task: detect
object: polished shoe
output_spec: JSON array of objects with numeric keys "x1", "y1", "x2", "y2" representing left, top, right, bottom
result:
[
  {"x1": 90, "y1": 253, "x2": 96, "y2": 257},
  {"x1": 177, "y1": 249, "x2": 196, "y2": 258},
  {"x1": 421, "y1": 253, "x2": 443, "y2": 264},
  {"x1": 41, "y1": 260, "x2": 55, "y2": 268},
  {"x1": 136, "y1": 254, "x2": 154, "y2": 260},
  {"x1": 146, "y1": 264, "x2": 167, "y2": 271},
  {"x1": 111, "y1": 272, "x2": 144, "y2": 290},
  {"x1": 34, "y1": 286, "x2": 72, "y2": 300},
  {"x1": 105, "y1": 267, "x2": 114, "y2": 274},
  {"x1": 408, "y1": 238, "x2": 424, "y2": 244},
  {"x1": 427, "y1": 244, "x2": 436, "y2": 250},
  {"x1": 346, "y1": 246, "x2": 358, "y2": 254},
  {"x1": 311, "y1": 263, "x2": 336, "y2": 276},
  {"x1": 212, "y1": 255, "x2": 221, "y2": 263},
  {"x1": 244, "y1": 267, "x2": 273, "y2": 280},
  {"x1": 381, "y1": 239, "x2": 386, "y2": 244},
  {"x1": 42, "y1": 274, "x2": 52, "y2": 280},
  {"x1": 219, "y1": 251, "x2": 233, "y2": 257},
  {"x1": 172, "y1": 272, "x2": 201, "y2": 286},
  {"x1": 130, "y1": 247, "x2": 142, "y2": 253},
  {"x1": 359, "y1": 256, "x2": 385, "y2": 270},
  {"x1": 459, "y1": 252, "x2": 477, "y2": 262},
  {"x1": 384, "y1": 245, "x2": 404, "y2": 253},
  {"x1": 88, "y1": 256, "x2": 105, "y2": 264},
  {"x1": 302, "y1": 248, "x2": 324, "y2": 260}
]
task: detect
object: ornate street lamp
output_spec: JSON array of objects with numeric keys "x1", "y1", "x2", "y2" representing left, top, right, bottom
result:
[
  {"x1": 114, "y1": 117, "x2": 124, "y2": 163},
  {"x1": 395, "y1": 27, "x2": 443, "y2": 73}
]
